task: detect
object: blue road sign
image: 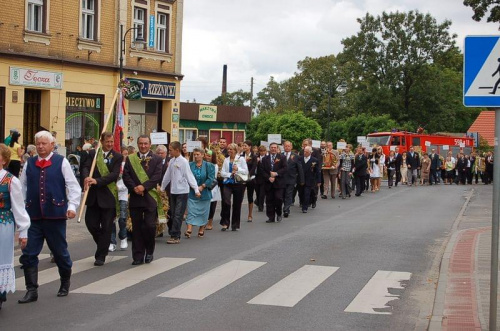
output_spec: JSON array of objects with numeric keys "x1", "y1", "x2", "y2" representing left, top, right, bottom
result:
[{"x1": 464, "y1": 35, "x2": 500, "y2": 107}]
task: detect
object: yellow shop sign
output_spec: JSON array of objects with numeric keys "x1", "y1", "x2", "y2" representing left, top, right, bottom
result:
[{"x1": 199, "y1": 105, "x2": 217, "y2": 122}]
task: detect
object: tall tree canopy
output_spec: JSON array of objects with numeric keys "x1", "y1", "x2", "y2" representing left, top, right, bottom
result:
[
  {"x1": 464, "y1": 0, "x2": 500, "y2": 23},
  {"x1": 210, "y1": 89, "x2": 251, "y2": 107}
]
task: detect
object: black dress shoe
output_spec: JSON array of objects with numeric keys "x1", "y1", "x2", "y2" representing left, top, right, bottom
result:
[
  {"x1": 277, "y1": 216, "x2": 282, "y2": 222},
  {"x1": 302, "y1": 210, "x2": 307, "y2": 213},
  {"x1": 266, "y1": 219, "x2": 275, "y2": 223},
  {"x1": 131, "y1": 260, "x2": 144, "y2": 265},
  {"x1": 311, "y1": 202, "x2": 316, "y2": 208},
  {"x1": 145, "y1": 255, "x2": 154, "y2": 264},
  {"x1": 94, "y1": 260, "x2": 104, "y2": 266},
  {"x1": 283, "y1": 212, "x2": 289, "y2": 218}
]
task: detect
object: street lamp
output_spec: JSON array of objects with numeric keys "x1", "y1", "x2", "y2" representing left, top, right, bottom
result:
[
  {"x1": 303, "y1": 101, "x2": 317, "y2": 115},
  {"x1": 119, "y1": 24, "x2": 146, "y2": 80},
  {"x1": 326, "y1": 80, "x2": 347, "y2": 141}
]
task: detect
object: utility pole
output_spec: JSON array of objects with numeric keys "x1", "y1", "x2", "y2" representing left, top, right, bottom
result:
[{"x1": 250, "y1": 77, "x2": 254, "y2": 109}]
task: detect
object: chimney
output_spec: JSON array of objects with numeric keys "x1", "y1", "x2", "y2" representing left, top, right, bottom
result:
[{"x1": 222, "y1": 64, "x2": 227, "y2": 99}]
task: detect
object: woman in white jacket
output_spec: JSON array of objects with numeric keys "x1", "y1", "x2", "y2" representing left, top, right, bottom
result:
[{"x1": 220, "y1": 143, "x2": 248, "y2": 231}]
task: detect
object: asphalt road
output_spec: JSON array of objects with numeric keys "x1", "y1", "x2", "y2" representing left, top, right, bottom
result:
[{"x1": 0, "y1": 183, "x2": 473, "y2": 331}]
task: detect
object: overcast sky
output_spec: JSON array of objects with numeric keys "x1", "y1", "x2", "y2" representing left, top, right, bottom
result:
[{"x1": 180, "y1": 0, "x2": 499, "y2": 104}]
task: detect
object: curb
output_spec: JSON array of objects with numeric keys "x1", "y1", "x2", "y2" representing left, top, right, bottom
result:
[{"x1": 428, "y1": 188, "x2": 475, "y2": 331}]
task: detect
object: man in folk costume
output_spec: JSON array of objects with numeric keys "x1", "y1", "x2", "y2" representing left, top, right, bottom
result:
[
  {"x1": 18, "y1": 131, "x2": 81, "y2": 303},
  {"x1": 122, "y1": 135, "x2": 164, "y2": 265},
  {"x1": 81, "y1": 132, "x2": 123, "y2": 266}
]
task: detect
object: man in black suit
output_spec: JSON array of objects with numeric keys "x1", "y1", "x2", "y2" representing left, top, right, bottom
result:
[
  {"x1": 429, "y1": 148, "x2": 440, "y2": 185},
  {"x1": 406, "y1": 146, "x2": 420, "y2": 186},
  {"x1": 82, "y1": 132, "x2": 123, "y2": 266},
  {"x1": 282, "y1": 141, "x2": 304, "y2": 218},
  {"x1": 353, "y1": 146, "x2": 368, "y2": 196},
  {"x1": 394, "y1": 147, "x2": 403, "y2": 187},
  {"x1": 259, "y1": 142, "x2": 287, "y2": 223},
  {"x1": 298, "y1": 146, "x2": 321, "y2": 212},
  {"x1": 123, "y1": 135, "x2": 163, "y2": 265},
  {"x1": 456, "y1": 153, "x2": 467, "y2": 185}
]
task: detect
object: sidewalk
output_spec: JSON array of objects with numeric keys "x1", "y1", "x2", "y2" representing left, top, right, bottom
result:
[{"x1": 430, "y1": 184, "x2": 496, "y2": 331}]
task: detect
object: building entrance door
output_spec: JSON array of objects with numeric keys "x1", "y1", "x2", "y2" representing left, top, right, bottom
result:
[{"x1": 23, "y1": 89, "x2": 41, "y2": 146}]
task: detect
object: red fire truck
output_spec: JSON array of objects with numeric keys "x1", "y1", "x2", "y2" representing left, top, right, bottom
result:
[{"x1": 366, "y1": 131, "x2": 475, "y2": 156}]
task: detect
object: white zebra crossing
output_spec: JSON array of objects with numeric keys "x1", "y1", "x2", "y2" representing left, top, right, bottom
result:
[
  {"x1": 159, "y1": 260, "x2": 266, "y2": 300},
  {"x1": 248, "y1": 265, "x2": 339, "y2": 307},
  {"x1": 14, "y1": 253, "x2": 51, "y2": 267},
  {"x1": 344, "y1": 270, "x2": 412, "y2": 315},
  {"x1": 15, "y1": 255, "x2": 127, "y2": 289},
  {"x1": 72, "y1": 257, "x2": 194, "y2": 295}
]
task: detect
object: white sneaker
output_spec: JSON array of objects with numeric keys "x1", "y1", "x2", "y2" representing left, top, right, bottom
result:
[
  {"x1": 108, "y1": 244, "x2": 116, "y2": 252},
  {"x1": 120, "y1": 239, "x2": 128, "y2": 250}
]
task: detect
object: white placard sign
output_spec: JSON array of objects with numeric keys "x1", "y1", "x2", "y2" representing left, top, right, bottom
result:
[
  {"x1": 357, "y1": 136, "x2": 367, "y2": 143},
  {"x1": 150, "y1": 132, "x2": 168, "y2": 145},
  {"x1": 460, "y1": 142, "x2": 465, "y2": 148},
  {"x1": 311, "y1": 140, "x2": 321, "y2": 148},
  {"x1": 425, "y1": 141, "x2": 431, "y2": 147},
  {"x1": 187, "y1": 140, "x2": 202, "y2": 152},
  {"x1": 390, "y1": 146, "x2": 397, "y2": 151},
  {"x1": 260, "y1": 141, "x2": 270, "y2": 148},
  {"x1": 267, "y1": 134, "x2": 282, "y2": 144},
  {"x1": 362, "y1": 142, "x2": 371, "y2": 149},
  {"x1": 442, "y1": 145, "x2": 449, "y2": 150},
  {"x1": 337, "y1": 142, "x2": 347, "y2": 150}
]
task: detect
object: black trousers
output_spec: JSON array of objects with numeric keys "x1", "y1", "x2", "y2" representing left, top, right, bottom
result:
[
  {"x1": 218, "y1": 179, "x2": 228, "y2": 220},
  {"x1": 129, "y1": 207, "x2": 157, "y2": 261},
  {"x1": 395, "y1": 169, "x2": 401, "y2": 186},
  {"x1": 283, "y1": 183, "x2": 296, "y2": 214},
  {"x1": 221, "y1": 184, "x2": 245, "y2": 230},
  {"x1": 256, "y1": 183, "x2": 266, "y2": 211},
  {"x1": 246, "y1": 181, "x2": 256, "y2": 204},
  {"x1": 355, "y1": 175, "x2": 365, "y2": 195},
  {"x1": 266, "y1": 187, "x2": 284, "y2": 220},
  {"x1": 85, "y1": 206, "x2": 116, "y2": 261},
  {"x1": 209, "y1": 201, "x2": 217, "y2": 220},
  {"x1": 430, "y1": 169, "x2": 439, "y2": 185}
]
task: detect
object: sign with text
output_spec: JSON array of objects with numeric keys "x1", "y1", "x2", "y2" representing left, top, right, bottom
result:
[
  {"x1": 127, "y1": 79, "x2": 176, "y2": 100},
  {"x1": 425, "y1": 141, "x2": 431, "y2": 146},
  {"x1": 260, "y1": 141, "x2": 270, "y2": 148},
  {"x1": 187, "y1": 140, "x2": 202, "y2": 152},
  {"x1": 337, "y1": 142, "x2": 347, "y2": 150},
  {"x1": 362, "y1": 142, "x2": 371, "y2": 149},
  {"x1": 390, "y1": 146, "x2": 397, "y2": 151},
  {"x1": 10, "y1": 67, "x2": 63, "y2": 89},
  {"x1": 198, "y1": 105, "x2": 217, "y2": 122},
  {"x1": 149, "y1": 15, "x2": 155, "y2": 48},
  {"x1": 443, "y1": 145, "x2": 449, "y2": 150},
  {"x1": 150, "y1": 132, "x2": 168, "y2": 145},
  {"x1": 311, "y1": 140, "x2": 321, "y2": 148},
  {"x1": 267, "y1": 134, "x2": 282, "y2": 144},
  {"x1": 357, "y1": 136, "x2": 367, "y2": 143},
  {"x1": 124, "y1": 80, "x2": 144, "y2": 100},
  {"x1": 66, "y1": 93, "x2": 102, "y2": 111}
]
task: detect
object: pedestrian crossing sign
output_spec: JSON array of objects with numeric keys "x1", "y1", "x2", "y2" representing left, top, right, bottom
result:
[{"x1": 464, "y1": 35, "x2": 500, "y2": 107}]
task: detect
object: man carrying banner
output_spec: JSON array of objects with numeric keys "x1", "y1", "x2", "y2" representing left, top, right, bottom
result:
[
  {"x1": 81, "y1": 132, "x2": 123, "y2": 266},
  {"x1": 122, "y1": 135, "x2": 164, "y2": 265}
]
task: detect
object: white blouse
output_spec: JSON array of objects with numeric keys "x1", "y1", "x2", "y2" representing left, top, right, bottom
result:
[
  {"x1": 221, "y1": 155, "x2": 249, "y2": 179},
  {"x1": 0, "y1": 169, "x2": 30, "y2": 238}
]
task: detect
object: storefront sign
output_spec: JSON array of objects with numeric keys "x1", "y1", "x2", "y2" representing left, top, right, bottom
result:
[
  {"x1": 150, "y1": 132, "x2": 168, "y2": 145},
  {"x1": 66, "y1": 93, "x2": 102, "y2": 111},
  {"x1": 10, "y1": 67, "x2": 63, "y2": 89},
  {"x1": 124, "y1": 80, "x2": 144, "y2": 100},
  {"x1": 126, "y1": 79, "x2": 176, "y2": 100},
  {"x1": 199, "y1": 105, "x2": 217, "y2": 122},
  {"x1": 149, "y1": 15, "x2": 155, "y2": 48}
]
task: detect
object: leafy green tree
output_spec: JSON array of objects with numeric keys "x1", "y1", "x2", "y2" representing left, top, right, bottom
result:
[
  {"x1": 210, "y1": 89, "x2": 251, "y2": 106},
  {"x1": 463, "y1": 0, "x2": 500, "y2": 23},
  {"x1": 246, "y1": 111, "x2": 322, "y2": 149}
]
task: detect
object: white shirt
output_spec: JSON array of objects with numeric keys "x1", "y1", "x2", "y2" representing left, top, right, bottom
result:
[
  {"x1": 20, "y1": 152, "x2": 82, "y2": 213},
  {"x1": 304, "y1": 156, "x2": 310, "y2": 163},
  {"x1": 0, "y1": 169, "x2": 30, "y2": 238},
  {"x1": 161, "y1": 155, "x2": 199, "y2": 194},
  {"x1": 221, "y1": 155, "x2": 248, "y2": 179}
]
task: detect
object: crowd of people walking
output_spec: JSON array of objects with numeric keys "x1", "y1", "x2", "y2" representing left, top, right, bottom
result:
[{"x1": 0, "y1": 129, "x2": 494, "y2": 309}]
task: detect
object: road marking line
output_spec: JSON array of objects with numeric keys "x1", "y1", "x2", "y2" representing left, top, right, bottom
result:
[
  {"x1": 159, "y1": 260, "x2": 266, "y2": 300},
  {"x1": 72, "y1": 257, "x2": 194, "y2": 295},
  {"x1": 15, "y1": 256, "x2": 127, "y2": 289},
  {"x1": 344, "y1": 270, "x2": 412, "y2": 315},
  {"x1": 248, "y1": 265, "x2": 339, "y2": 307},
  {"x1": 14, "y1": 253, "x2": 50, "y2": 267}
]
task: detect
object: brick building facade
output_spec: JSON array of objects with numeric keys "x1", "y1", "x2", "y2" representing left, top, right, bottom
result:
[{"x1": 0, "y1": 0, "x2": 184, "y2": 153}]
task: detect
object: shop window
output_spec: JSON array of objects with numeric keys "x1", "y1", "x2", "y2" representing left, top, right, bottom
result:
[
  {"x1": 26, "y1": 0, "x2": 46, "y2": 33},
  {"x1": 81, "y1": 0, "x2": 98, "y2": 40},
  {"x1": 209, "y1": 130, "x2": 221, "y2": 144},
  {"x1": 65, "y1": 93, "x2": 104, "y2": 154},
  {"x1": 0, "y1": 88, "x2": 4, "y2": 141},
  {"x1": 198, "y1": 130, "x2": 209, "y2": 139},
  {"x1": 179, "y1": 129, "x2": 197, "y2": 143},
  {"x1": 128, "y1": 100, "x2": 160, "y2": 147},
  {"x1": 133, "y1": 7, "x2": 146, "y2": 41}
]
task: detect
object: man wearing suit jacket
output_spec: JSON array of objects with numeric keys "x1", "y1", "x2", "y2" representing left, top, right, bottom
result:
[
  {"x1": 123, "y1": 135, "x2": 164, "y2": 265},
  {"x1": 406, "y1": 146, "x2": 420, "y2": 186},
  {"x1": 353, "y1": 146, "x2": 368, "y2": 196},
  {"x1": 394, "y1": 147, "x2": 403, "y2": 187},
  {"x1": 82, "y1": 132, "x2": 123, "y2": 266},
  {"x1": 429, "y1": 148, "x2": 440, "y2": 185},
  {"x1": 298, "y1": 146, "x2": 321, "y2": 213},
  {"x1": 259, "y1": 142, "x2": 288, "y2": 223},
  {"x1": 282, "y1": 141, "x2": 304, "y2": 218}
]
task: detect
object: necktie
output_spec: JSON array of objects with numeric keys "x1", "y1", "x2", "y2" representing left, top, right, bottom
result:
[{"x1": 271, "y1": 155, "x2": 275, "y2": 170}]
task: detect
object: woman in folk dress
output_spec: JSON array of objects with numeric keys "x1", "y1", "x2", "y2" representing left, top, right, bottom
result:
[{"x1": 0, "y1": 144, "x2": 30, "y2": 310}]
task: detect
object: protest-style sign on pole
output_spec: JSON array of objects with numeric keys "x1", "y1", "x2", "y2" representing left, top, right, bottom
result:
[
  {"x1": 267, "y1": 134, "x2": 282, "y2": 144},
  {"x1": 311, "y1": 140, "x2": 321, "y2": 149},
  {"x1": 337, "y1": 141, "x2": 347, "y2": 150},
  {"x1": 260, "y1": 141, "x2": 270, "y2": 148},
  {"x1": 357, "y1": 136, "x2": 367, "y2": 143},
  {"x1": 150, "y1": 132, "x2": 168, "y2": 145},
  {"x1": 187, "y1": 140, "x2": 202, "y2": 152}
]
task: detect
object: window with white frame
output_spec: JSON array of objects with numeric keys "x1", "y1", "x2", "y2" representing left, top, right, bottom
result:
[
  {"x1": 156, "y1": 12, "x2": 169, "y2": 52},
  {"x1": 27, "y1": 0, "x2": 44, "y2": 32},
  {"x1": 81, "y1": 0, "x2": 95, "y2": 40},
  {"x1": 133, "y1": 7, "x2": 145, "y2": 41}
]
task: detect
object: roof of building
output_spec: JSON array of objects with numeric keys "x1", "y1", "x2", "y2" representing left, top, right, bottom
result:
[
  {"x1": 468, "y1": 111, "x2": 495, "y2": 146},
  {"x1": 180, "y1": 102, "x2": 252, "y2": 123}
]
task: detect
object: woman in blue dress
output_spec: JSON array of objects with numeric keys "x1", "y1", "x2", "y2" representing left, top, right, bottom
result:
[
  {"x1": 185, "y1": 148, "x2": 215, "y2": 238},
  {"x1": 0, "y1": 144, "x2": 30, "y2": 310}
]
